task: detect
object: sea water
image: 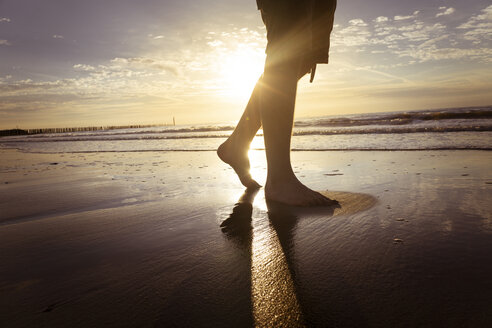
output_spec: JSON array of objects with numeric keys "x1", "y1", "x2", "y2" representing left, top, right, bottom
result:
[{"x1": 1, "y1": 106, "x2": 491, "y2": 153}]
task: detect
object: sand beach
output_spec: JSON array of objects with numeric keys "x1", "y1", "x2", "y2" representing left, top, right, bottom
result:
[{"x1": 1, "y1": 147, "x2": 491, "y2": 327}]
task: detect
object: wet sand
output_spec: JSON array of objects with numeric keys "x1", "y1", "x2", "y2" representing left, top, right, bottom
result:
[{"x1": 1, "y1": 149, "x2": 491, "y2": 327}]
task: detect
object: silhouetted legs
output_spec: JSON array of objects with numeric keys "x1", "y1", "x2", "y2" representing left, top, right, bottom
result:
[{"x1": 218, "y1": 56, "x2": 337, "y2": 206}]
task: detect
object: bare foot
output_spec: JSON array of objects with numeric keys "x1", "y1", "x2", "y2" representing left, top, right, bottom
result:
[
  {"x1": 217, "y1": 140, "x2": 261, "y2": 189},
  {"x1": 265, "y1": 178, "x2": 338, "y2": 207}
]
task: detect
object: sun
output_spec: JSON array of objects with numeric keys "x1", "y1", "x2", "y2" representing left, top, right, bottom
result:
[{"x1": 219, "y1": 47, "x2": 265, "y2": 101}]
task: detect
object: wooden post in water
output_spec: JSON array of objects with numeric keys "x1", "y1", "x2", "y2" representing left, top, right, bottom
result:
[{"x1": 173, "y1": 117, "x2": 176, "y2": 126}]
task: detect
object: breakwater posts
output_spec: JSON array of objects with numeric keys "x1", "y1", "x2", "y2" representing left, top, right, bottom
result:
[{"x1": 0, "y1": 124, "x2": 170, "y2": 137}]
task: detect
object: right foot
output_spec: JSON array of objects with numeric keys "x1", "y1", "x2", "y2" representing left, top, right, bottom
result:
[
  {"x1": 265, "y1": 178, "x2": 338, "y2": 207},
  {"x1": 217, "y1": 141, "x2": 261, "y2": 189}
]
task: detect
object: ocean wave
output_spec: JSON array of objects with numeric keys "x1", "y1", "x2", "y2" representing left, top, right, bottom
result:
[
  {"x1": 1, "y1": 125, "x2": 490, "y2": 143},
  {"x1": 2, "y1": 107, "x2": 491, "y2": 138},
  {"x1": 295, "y1": 107, "x2": 492, "y2": 128}
]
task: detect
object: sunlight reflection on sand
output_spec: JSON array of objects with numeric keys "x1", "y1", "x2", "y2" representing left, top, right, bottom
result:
[
  {"x1": 250, "y1": 191, "x2": 377, "y2": 327},
  {"x1": 251, "y1": 218, "x2": 303, "y2": 327}
]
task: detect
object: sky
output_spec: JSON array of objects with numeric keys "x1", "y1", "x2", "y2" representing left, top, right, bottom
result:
[{"x1": 0, "y1": 0, "x2": 491, "y2": 129}]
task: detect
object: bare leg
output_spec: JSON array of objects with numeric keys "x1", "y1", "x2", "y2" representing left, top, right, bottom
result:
[
  {"x1": 218, "y1": 57, "x2": 337, "y2": 206},
  {"x1": 217, "y1": 78, "x2": 263, "y2": 188},
  {"x1": 261, "y1": 57, "x2": 337, "y2": 206},
  {"x1": 217, "y1": 62, "x2": 311, "y2": 188}
]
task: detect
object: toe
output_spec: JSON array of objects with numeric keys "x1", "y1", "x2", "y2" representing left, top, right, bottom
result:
[
  {"x1": 239, "y1": 174, "x2": 262, "y2": 189},
  {"x1": 248, "y1": 179, "x2": 262, "y2": 189},
  {"x1": 324, "y1": 197, "x2": 339, "y2": 206},
  {"x1": 317, "y1": 193, "x2": 328, "y2": 206},
  {"x1": 318, "y1": 192, "x2": 338, "y2": 206}
]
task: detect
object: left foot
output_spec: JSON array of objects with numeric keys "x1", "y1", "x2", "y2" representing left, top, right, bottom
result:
[{"x1": 217, "y1": 140, "x2": 261, "y2": 189}]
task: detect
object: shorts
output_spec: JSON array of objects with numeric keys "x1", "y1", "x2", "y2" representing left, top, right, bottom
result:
[{"x1": 258, "y1": 0, "x2": 337, "y2": 81}]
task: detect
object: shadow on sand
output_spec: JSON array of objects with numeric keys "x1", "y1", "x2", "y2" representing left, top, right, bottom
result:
[
  {"x1": 220, "y1": 189, "x2": 370, "y2": 327},
  {"x1": 267, "y1": 199, "x2": 370, "y2": 327},
  {"x1": 220, "y1": 187, "x2": 259, "y2": 238}
]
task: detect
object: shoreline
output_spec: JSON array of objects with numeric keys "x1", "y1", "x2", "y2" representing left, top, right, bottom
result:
[{"x1": 1, "y1": 147, "x2": 492, "y2": 154}]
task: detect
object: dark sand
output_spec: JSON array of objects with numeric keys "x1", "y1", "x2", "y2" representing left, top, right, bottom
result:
[{"x1": 1, "y1": 149, "x2": 491, "y2": 327}]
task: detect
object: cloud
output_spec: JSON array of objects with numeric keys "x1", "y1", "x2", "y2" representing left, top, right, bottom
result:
[
  {"x1": 394, "y1": 11, "x2": 420, "y2": 21},
  {"x1": 458, "y1": 4, "x2": 492, "y2": 28},
  {"x1": 2, "y1": 56, "x2": 182, "y2": 97},
  {"x1": 0, "y1": 22, "x2": 270, "y2": 127},
  {"x1": 147, "y1": 34, "x2": 164, "y2": 39},
  {"x1": 73, "y1": 64, "x2": 96, "y2": 72},
  {"x1": 0, "y1": 40, "x2": 11, "y2": 46},
  {"x1": 457, "y1": 5, "x2": 492, "y2": 43},
  {"x1": 109, "y1": 57, "x2": 180, "y2": 76},
  {"x1": 374, "y1": 16, "x2": 389, "y2": 23},
  {"x1": 0, "y1": 78, "x2": 75, "y2": 93},
  {"x1": 333, "y1": 15, "x2": 446, "y2": 50},
  {"x1": 349, "y1": 19, "x2": 368, "y2": 27},
  {"x1": 398, "y1": 46, "x2": 492, "y2": 63},
  {"x1": 394, "y1": 15, "x2": 412, "y2": 21},
  {"x1": 0, "y1": 17, "x2": 11, "y2": 23},
  {"x1": 2, "y1": 8, "x2": 490, "y2": 125},
  {"x1": 0, "y1": 52, "x2": 193, "y2": 127},
  {"x1": 436, "y1": 7, "x2": 456, "y2": 18},
  {"x1": 330, "y1": 6, "x2": 492, "y2": 66},
  {"x1": 332, "y1": 24, "x2": 371, "y2": 47},
  {"x1": 400, "y1": 23, "x2": 446, "y2": 42},
  {"x1": 52, "y1": 35, "x2": 64, "y2": 39}
]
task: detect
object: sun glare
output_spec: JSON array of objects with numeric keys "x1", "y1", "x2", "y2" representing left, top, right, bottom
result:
[{"x1": 219, "y1": 48, "x2": 265, "y2": 101}]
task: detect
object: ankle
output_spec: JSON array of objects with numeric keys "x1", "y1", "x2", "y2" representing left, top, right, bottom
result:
[
  {"x1": 265, "y1": 174, "x2": 299, "y2": 190},
  {"x1": 221, "y1": 137, "x2": 250, "y2": 154}
]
